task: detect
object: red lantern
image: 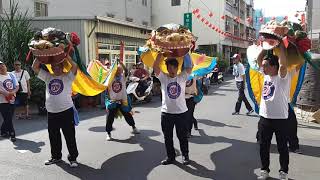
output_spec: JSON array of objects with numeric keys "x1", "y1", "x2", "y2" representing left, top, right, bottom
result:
[
  {"x1": 221, "y1": 15, "x2": 225, "y2": 20},
  {"x1": 209, "y1": 12, "x2": 214, "y2": 17},
  {"x1": 196, "y1": 14, "x2": 201, "y2": 19},
  {"x1": 201, "y1": 17, "x2": 205, "y2": 22},
  {"x1": 205, "y1": 20, "x2": 209, "y2": 25},
  {"x1": 208, "y1": 23, "x2": 212, "y2": 28}
]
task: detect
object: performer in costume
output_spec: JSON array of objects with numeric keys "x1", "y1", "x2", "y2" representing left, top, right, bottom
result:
[
  {"x1": 185, "y1": 78, "x2": 203, "y2": 137},
  {"x1": 33, "y1": 56, "x2": 79, "y2": 167},
  {"x1": 154, "y1": 53, "x2": 193, "y2": 165},
  {"x1": 105, "y1": 60, "x2": 140, "y2": 141},
  {"x1": 246, "y1": 20, "x2": 311, "y2": 158},
  {"x1": 30, "y1": 27, "x2": 82, "y2": 167}
]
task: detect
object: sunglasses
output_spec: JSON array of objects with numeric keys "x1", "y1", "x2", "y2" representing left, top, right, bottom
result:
[{"x1": 15, "y1": 64, "x2": 21, "y2": 66}]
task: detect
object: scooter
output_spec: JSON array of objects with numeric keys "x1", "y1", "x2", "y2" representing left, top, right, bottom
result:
[{"x1": 126, "y1": 76, "x2": 153, "y2": 104}]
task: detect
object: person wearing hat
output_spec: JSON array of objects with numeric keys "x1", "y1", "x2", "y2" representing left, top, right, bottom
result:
[
  {"x1": 0, "y1": 60, "x2": 19, "y2": 142},
  {"x1": 231, "y1": 53, "x2": 254, "y2": 115}
]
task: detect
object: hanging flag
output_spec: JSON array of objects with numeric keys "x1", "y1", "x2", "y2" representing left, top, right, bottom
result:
[
  {"x1": 209, "y1": 12, "x2": 214, "y2": 17},
  {"x1": 221, "y1": 15, "x2": 225, "y2": 20}
]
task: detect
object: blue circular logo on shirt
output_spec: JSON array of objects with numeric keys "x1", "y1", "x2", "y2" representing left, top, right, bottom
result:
[
  {"x1": 167, "y1": 82, "x2": 181, "y2": 99},
  {"x1": 3, "y1": 79, "x2": 14, "y2": 91},
  {"x1": 186, "y1": 80, "x2": 193, "y2": 87},
  {"x1": 263, "y1": 81, "x2": 275, "y2": 100},
  {"x1": 49, "y1": 79, "x2": 64, "y2": 95},
  {"x1": 112, "y1": 81, "x2": 122, "y2": 93}
]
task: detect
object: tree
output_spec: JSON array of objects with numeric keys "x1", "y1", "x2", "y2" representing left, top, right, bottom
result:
[{"x1": 0, "y1": 0, "x2": 33, "y2": 70}]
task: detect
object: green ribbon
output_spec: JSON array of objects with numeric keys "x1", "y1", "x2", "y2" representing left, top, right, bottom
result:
[{"x1": 304, "y1": 52, "x2": 320, "y2": 72}]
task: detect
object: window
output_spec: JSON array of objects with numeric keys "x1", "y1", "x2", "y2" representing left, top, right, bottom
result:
[
  {"x1": 234, "y1": 24, "x2": 239, "y2": 36},
  {"x1": 34, "y1": 2, "x2": 48, "y2": 17},
  {"x1": 225, "y1": 19, "x2": 231, "y2": 32},
  {"x1": 172, "y1": 0, "x2": 181, "y2": 6},
  {"x1": 142, "y1": 0, "x2": 147, "y2": 6}
]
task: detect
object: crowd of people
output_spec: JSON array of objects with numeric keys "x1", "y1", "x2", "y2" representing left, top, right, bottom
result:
[{"x1": 0, "y1": 42, "x2": 300, "y2": 180}]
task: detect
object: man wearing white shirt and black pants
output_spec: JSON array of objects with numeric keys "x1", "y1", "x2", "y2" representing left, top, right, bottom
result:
[
  {"x1": 153, "y1": 53, "x2": 193, "y2": 165},
  {"x1": 232, "y1": 54, "x2": 253, "y2": 115},
  {"x1": 257, "y1": 44, "x2": 290, "y2": 180},
  {"x1": 32, "y1": 57, "x2": 79, "y2": 168}
]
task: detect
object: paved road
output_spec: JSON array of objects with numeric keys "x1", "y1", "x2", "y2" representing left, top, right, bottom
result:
[{"x1": 1, "y1": 78, "x2": 320, "y2": 180}]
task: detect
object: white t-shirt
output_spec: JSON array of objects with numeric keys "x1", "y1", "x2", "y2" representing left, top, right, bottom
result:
[
  {"x1": 259, "y1": 71, "x2": 295, "y2": 119},
  {"x1": 185, "y1": 78, "x2": 197, "y2": 99},
  {"x1": 0, "y1": 73, "x2": 18, "y2": 104},
  {"x1": 12, "y1": 70, "x2": 30, "y2": 93},
  {"x1": 38, "y1": 69, "x2": 75, "y2": 113},
  {"x1": 233, "y1": 63, "x2": 245, "y2": 82},
  {"x1": 108, "y1": 75, "x2": 127, "y2": 101},
  {"x1": 157, "y1": 71, "x2": 188, "y2": 114}
]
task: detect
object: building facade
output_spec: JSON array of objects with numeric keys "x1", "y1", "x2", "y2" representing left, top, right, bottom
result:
[
  {"x1": 1, "y1": 0, "x2": 152, "y2": 67},
  {"x1": 152, "y1": 0, "x2": 256, "y2": 65}
]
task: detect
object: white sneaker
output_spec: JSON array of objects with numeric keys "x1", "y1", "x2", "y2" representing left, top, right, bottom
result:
[
  {"x1": 106, "y1": 133, "x2": 112, "y2": 141},
  {"x1": 132, "y1": 127, "x2": 140, "y2": 134},
  {"x1": 257, "y1": 170, "x2": 269, "y2": 180},
  {"x1": 69, "y1": 161, "x2": 78, "y2": 168},
  {"x1": 279, "y1": 171, "x2": 288, "y2": 180}
]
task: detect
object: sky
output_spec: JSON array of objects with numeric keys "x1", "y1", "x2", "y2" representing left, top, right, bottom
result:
[{"x1": 254, "y1": 0, "x2": 307, "y2": 17}]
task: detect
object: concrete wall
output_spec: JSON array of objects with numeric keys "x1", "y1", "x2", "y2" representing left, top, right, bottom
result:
[{"x1": 1, "y1": 0, "x2": 151, "y2": 27}]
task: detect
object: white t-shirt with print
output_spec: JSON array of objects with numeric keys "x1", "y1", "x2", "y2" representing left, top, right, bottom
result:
[
  {"x1": 108, "y1": 75, "x2": 127, "y2": 101},
  {"x1": 38, "y1": 69, "x2": 75, "y2": 113},
  {"x1": 157, "y1": 71, "x2": 188, "y2": 114},
  {"x1": 12, "y1": 70, "x2": 30, "y2": 93},
  {"x1": 233, "y1": 63, "x2": 245, "y2": 82},
  {"x1": 259, "y1": 71, "x2": 295, "y2": 119},
  {"x1": 0, "y1": 73, "x2": 18, "y2": 104},
  {"x1": 185, "y1": 78, "x2": 197, "y2": 99}
]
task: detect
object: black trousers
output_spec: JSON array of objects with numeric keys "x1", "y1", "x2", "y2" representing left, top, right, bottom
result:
[
  {"x1": 48, "y1": 108, "x2": 78, "y2": 161},
  {"x1": 186, "y1": 97, "x2": 197, "y2": 133},
  {"x1": 161, "y1": 112, "x2": 189, "y2": 159},
  {"x1": 288, "y1": 105, "x2": 299, "y2": 150},
  {"x1": 106, "y1": 104, "x2": 135, "y2": 133},
  {"x1": 0, "y1": 103, "x2": 15, "y2": 136},
  {"x1": 235, "y1": 81, "x2": 252, "y2": 113},
  {"x1": 258, "y1": 117, "x2": 289, "y2": 173},
  {"x1": 256, "y1": 104, "x2": 300, "y2": 151}
]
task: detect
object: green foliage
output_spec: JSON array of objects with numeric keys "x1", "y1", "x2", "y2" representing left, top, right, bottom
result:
[
  {"x1": 213, "y1": 51, "x2": 229, "y2": 71},
  {"x1": 0, "y1": 0, "x2": 46, "y2": 110},
  {"x1": 0, "y1": 0, "x2": 33, "y2": 70}
]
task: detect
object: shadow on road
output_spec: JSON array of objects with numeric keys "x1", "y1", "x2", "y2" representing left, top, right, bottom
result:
[
  {"x1": 13, "y1": 138, "x2": 45, "y2": 153},
  {"x1": 198, "y1": 119, "x2": 242, "y2": 129},
  {"x1": 57, "y1": 130, "x2": 168, "y2": 180}
]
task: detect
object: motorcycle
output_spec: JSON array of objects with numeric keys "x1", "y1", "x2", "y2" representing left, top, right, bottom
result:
[
  {"x1": 126, "y1": 76, "x2": 153, "y2": 104},
  {"x1": 210, "y1": 67, "x2": 224, "y2": 84}
]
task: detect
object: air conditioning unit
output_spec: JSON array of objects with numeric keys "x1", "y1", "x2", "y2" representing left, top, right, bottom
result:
[
  {"x1": 106, "y1": 13, "x2": 115, "y2": 18},
  {"x1": 126, "y1": 17, "x2": 133, "y2": 22}
]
